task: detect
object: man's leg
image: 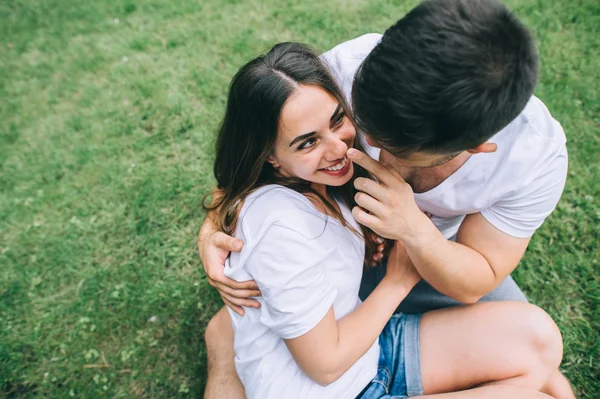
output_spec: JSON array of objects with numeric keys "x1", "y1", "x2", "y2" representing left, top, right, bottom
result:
[{"x1": 204, "y1": 307, "x2": 246, "y2": 399}]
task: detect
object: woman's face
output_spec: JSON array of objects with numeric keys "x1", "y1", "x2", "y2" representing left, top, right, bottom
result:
[{"x1": 269, "y1": 84, "x2": 356, "y2": 190}]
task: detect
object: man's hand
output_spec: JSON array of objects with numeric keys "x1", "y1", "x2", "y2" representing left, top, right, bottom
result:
[
  {"x1": 198, "y1": 219, "x2": 261, "y2": 315},
  {"x1": 347, "y1": 149, "x2": 431, "y2": 242}
]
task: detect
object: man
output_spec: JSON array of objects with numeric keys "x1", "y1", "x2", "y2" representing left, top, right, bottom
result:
[{"x1": 199, "y1": 0, "x2": 574, "y2": 397}]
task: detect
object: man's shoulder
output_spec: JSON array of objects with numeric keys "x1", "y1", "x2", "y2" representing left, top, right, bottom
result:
[
  {"x1": 517, "y1": 96, "x2": 566, "y2": 144},
  {"x1": 322, "y1": 33, "x2": 383, "y2": 61},
  {"x1": 497, "y1": 96, "x2": 566, "y2": 148},
  {"x1": 321, "y1": 33, "x2": 383, "y2": 88},
  {"x1": 490, "y1": 96, "x2": 567, "y2": 181}
]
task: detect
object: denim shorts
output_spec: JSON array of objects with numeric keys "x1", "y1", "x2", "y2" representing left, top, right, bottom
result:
[{"x1": 356, "y1": 313, "x2": 423, "y2": 399}]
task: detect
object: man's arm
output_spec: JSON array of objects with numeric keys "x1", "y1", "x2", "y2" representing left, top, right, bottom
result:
[
  {"x1": 347, "y1": 149, "x2": 531, "y2": 303},
  {"x1": 198, "y1": 204, "x2": 261, "y2": 315},
  {"x1": 400, "y1": 212, "x2": 530, "y2": 303}
]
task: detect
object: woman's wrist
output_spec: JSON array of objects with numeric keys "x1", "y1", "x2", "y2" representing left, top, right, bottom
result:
[{"x1": 378, "y1": 277, "x2": 413, "y2": 305}]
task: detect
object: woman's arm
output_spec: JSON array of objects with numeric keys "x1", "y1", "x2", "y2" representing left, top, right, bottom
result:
[{"x1": 284, "y1": 242, "x2": 420, "y2": 385}]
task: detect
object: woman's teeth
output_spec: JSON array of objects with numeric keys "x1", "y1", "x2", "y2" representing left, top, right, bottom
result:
[{"x1": 324, "y1": 156, "x2": 347, "y2": 171}]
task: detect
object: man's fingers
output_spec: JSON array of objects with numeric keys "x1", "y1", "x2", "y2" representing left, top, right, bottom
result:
[
  {"x1": 354, "y1": 191, "x2": 386, "y2": 217},
  {"x1": 222, "y1": 297, "x2": 245, "y2": 316},
  {"x1": 214, "y1": 280, "x2": 261, "y2": 299},
  {"x1": 230, "y1": 279, "x2": 260, "y2": 291},
  {"x1": 213, "y1": 280, "x2": 261, "y2": 298},
  {"x1": 353, "y1": 177, "x2": 388, "y2": 201},
  {"x1": 211, "y1": 274, "x2": 260, "y2": 292},
  {"x1": 221, "y1": 292, "x2": 261, "y2": 309},
  {"x1": 351, "y1": 206, "x2": 381, "y2": 231},
  {"x1": 347, "y1": 149, "x2": 397, "y2": 186},
  {"x1": 213, "y1": 231, "x2": 244, "y2": 252}
]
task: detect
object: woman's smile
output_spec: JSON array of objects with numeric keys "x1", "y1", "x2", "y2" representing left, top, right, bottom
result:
[{"x1": 319, "y1": 155, "x2": 351, "y2": 177}]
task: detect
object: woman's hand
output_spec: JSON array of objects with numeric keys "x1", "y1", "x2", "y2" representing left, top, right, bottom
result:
[
  {"x1": 369, "y1": 234, "x2": 393, "y2": 266},
  {"x1": 383, "y1": 241, "x2": 421, "y2": 290},
  {"x1": 198, "y1": 218, "x2": 261, "y2": 315}
]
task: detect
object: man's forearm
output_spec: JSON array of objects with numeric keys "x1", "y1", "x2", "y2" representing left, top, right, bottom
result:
[
  {"x1": 198, "y1": 188, "x2": 223, "y2": 244},
  {"x1": 198, "y1": 193, "x2": 222, "y2": 261},
  {"x1": 199, "y1": 214, "x2": 217, "y2": 243},
  {"x1": 402, "y1": 220, "x2": 497, "y2": 303}
]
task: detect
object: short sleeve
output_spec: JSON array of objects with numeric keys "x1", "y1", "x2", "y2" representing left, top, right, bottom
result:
[
  {"x1": 321, "y1": 33, "x2": 383, "y2": 104},
  {"x1": 244, "y1": 219, "x2": 338, "y2": 339},
  {"x1": 481, "y1": 146, "x2": 568, "y2": 238}
]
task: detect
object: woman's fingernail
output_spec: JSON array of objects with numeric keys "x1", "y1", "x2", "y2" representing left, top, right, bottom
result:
[
  {"x1": 376, "y1": 237, "x2": 384, "y2": 244},
  {"x1": 347, "y1": 149, "x2": 357, "y2": 156}
]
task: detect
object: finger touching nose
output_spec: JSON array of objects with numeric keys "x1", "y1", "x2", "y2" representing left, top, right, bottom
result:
[{"x1": 326, "y1": 137, "x2": 349, "y2": 160}]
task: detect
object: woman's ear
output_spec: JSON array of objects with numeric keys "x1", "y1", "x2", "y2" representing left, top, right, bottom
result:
[{"x1": 267, "y1": 156, "x2": 280, "y2": 169}]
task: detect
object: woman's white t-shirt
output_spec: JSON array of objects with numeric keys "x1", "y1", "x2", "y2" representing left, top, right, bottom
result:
[{"x1": 223, "y1": 185, "x2": 379, "y2": 399}]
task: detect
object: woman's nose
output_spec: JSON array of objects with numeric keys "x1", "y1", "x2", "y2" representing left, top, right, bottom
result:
[{"x1": 324, "y1": 135, "x2": 348, "y2": 160}]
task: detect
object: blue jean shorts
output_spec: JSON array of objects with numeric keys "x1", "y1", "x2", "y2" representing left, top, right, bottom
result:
[{"x1": 356, "y1": 313, "x2": 423, "y2": 399}]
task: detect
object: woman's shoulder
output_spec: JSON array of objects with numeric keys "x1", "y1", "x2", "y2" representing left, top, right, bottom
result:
[{"x1": 238, "y1": 185, "x2": 328, "y2": 242}]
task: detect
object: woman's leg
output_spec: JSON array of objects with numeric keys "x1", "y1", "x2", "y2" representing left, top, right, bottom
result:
[
  {"x1": 541, "y1": 370, "x2": 576, "y2": 399},
  {"x1": 418, "y1": 302, "x2": 563, "y2": 395}
]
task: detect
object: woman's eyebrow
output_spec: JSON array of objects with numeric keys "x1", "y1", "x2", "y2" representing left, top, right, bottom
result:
[
  {"x1": 289, "y1": 104, "x2": 342, "y2": 147},
  {"x1": 329, "y1": 104, "x2": 342, "y2": 124},
  {"x1": 289, "y1": 131, "x2": 316, "y2": 147}
]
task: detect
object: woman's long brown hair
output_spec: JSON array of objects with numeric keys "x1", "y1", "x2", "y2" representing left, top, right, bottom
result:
[{"x1": 204, "y1": 42, "x2": 378, "y2": 263}]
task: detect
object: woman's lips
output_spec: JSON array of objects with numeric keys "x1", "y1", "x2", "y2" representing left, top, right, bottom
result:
[{"x1": 319, "y1": 156, "x2": 351, "y2": 177}]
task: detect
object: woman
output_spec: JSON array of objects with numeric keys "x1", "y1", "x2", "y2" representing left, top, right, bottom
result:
[{"x1": 204, "y1": 42, "x2": 562, "y2": 399}]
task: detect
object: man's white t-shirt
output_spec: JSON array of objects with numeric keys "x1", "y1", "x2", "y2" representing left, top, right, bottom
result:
[
  {"x1": 322, "y1": 34, "x2": 568, "y2": 239},
  {"x1": 224, "y1": 186, "x2": 379, "y2": 399}
]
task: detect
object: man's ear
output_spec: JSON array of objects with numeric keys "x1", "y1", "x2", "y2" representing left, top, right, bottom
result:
[
  {"x1": 467, "y1": 142, "x2": 498, "y2": 154},
  {"x1": 365, "y1": 135, "x2": 381, "y2": 148}
]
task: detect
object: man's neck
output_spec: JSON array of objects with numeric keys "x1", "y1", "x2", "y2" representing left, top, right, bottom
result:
[{"x1": 380, "y1": 150, "x2": 472, "y2": 193}]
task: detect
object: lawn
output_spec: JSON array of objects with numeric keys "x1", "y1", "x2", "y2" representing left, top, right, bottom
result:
[{"x1": 0, "y1": 0, "x2": 598, "y2": 397}]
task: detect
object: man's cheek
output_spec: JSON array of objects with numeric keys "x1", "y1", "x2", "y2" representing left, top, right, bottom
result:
[{"x1": 365, "y1": 135, "x2": 380, "y2": 148}]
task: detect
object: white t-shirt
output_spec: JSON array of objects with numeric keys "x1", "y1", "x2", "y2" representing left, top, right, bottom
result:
[
  {"x1": 322, "y1": 34, "x2": 568, "y2": 239},
  {"x1": 224, "y1": 185, "x2": 379, "y2": 399}
]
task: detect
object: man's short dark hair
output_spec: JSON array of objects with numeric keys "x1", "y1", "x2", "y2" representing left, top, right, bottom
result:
[{"x1": 352, "y1": 0, "x2": 539, "y2": 156}]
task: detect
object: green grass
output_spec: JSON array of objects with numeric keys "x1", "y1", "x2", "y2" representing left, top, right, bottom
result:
[{"x1": 1, "y1": 0, "x2": 598, "y2": 397}]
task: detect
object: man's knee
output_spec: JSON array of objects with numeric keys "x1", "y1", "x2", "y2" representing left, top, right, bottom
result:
[{"x1": 205, "y1": 307, "x2": 233, "y2": 357}]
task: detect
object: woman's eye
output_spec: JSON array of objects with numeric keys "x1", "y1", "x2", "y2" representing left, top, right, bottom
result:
[
  {"x1": 334, "y1": 112, "x2": 345, "y2": 126},
  {"x1": 298, "y1": 138, "x2": 317, "y2": 150}
]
